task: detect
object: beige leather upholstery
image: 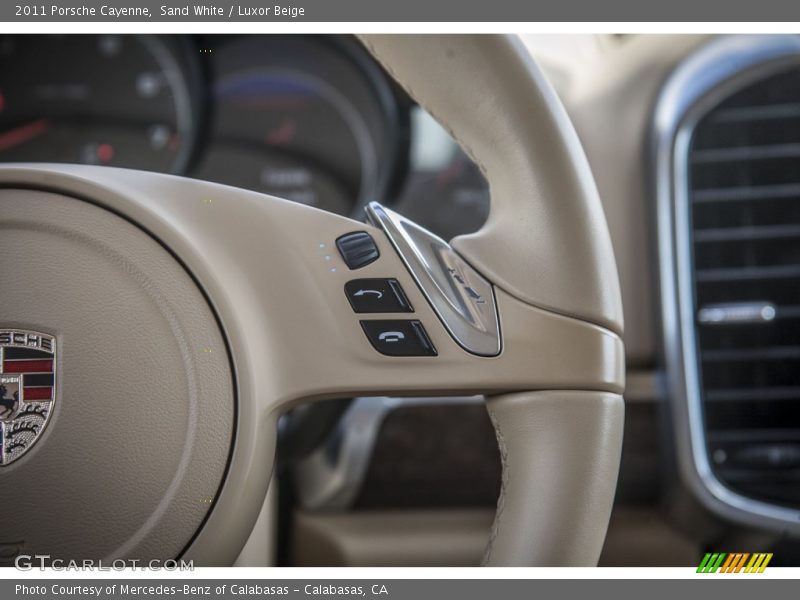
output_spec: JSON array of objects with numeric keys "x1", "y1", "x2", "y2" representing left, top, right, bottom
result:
[
  {"x1": 360, "y1": 35, "x2": 624, "y2": 336},
  {"x1": 484, "y1": 391, "x2": 624, "y2": 566},
  {"x1": 292, "y1": 510, "x2": 493, "y2": 567},
  {"x1": 290, "y1": 507, "x2": 699, "y2": 567}
]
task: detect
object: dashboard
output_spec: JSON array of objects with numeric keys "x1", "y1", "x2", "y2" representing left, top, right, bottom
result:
[{"x1": 0, "y1": 34, "x2": 489, "y2": 238}]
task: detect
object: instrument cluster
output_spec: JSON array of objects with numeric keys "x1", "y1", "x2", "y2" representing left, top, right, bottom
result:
[{"x1": 0, "y1": 34, "x2": 488, "y2": 239}]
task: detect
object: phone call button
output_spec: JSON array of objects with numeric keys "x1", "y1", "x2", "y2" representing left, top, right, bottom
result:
[{"x1": 360, "y1": 320, "x2": 437, "y2": 357}]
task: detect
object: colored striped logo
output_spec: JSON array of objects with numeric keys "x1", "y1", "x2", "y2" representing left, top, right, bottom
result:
[
  {"x1": 0, "y1": 329, "x2": 57, "y2": 466},
  {"x1": 697, "y1": 553, "x2": 773, "y2": 573},
  {"x1": 1, "y1": 346, "x2": 54, "y2": 401}
]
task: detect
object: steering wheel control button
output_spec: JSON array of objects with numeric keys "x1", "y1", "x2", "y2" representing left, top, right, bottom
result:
[
  {"x1": 365, "y1": 202, "x2": 501, "y2": 357},
  {"x1": 344, "y1": 278, "x2": 413, "y2": 313},
  {"x1": 336, "y1": 231, "x2": 379, "y2": 270},
  {"x1": 360, "y1": 320, "x2": 437, "y2": 357}
]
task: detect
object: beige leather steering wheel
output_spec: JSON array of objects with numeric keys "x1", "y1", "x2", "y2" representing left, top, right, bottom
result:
[{"x1": 0, "y1": 35, "x2": 624, "y2": 567}]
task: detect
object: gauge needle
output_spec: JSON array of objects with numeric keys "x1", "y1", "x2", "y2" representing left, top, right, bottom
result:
[{"x1": 0, "y1": 118, "x2": 50, "y2": 153}]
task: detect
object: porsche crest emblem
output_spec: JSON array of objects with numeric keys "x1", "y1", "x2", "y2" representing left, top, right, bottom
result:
[{"x1": 0, "y1": 330, "x2": 56, "y2": 466}]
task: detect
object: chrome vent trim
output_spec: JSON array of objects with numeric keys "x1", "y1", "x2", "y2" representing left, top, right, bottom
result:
[
  {"x1": 656, "y1": 34, "x2": 800, "y2": 533},
  {"x1": 697, "y1": 302, "x2": 777, "y2": 325}
]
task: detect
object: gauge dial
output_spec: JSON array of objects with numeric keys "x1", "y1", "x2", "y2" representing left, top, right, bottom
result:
[
  {"x1": 393, "y1": 107, "x2": 490, "y2": 240},
  {"x1": 0, "y1": 35, "x2": 197, "y2": 173},
  {"x1": 193, "y1": 36, "x2": 399, "y2": 216}
]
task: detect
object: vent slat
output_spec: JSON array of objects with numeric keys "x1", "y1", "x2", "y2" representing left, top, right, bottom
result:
[
  {"x1": 692, "y1": 143, "x2": 800, "y2": 164},
  {"x1": 692, "y1": 183, "x2": 800, "y2": 203},
  {"x1": 693, "y1": 182, "x2": 800, "y2": 203},
  {"x1": 696, "y1": 264, "x2": 800, "y2": 282},
  {"x1": 705, "y1": 386, "x2": 800, "y2": 402},
  {"x1": 710, "y1": 102, "x2": 800, "y2": 123},
  {"x1": 702, "y1": 345, "x2": 800, "y2": 362},
  {"x1": 694, "y1": 224, "x2": 800, "y2": 243},
  {"x1": 697, "y1": 303, "x2": 800, "y2": 320},
  {"x1": 708, "y1": 429, "x2": 800, "y2": 443}
]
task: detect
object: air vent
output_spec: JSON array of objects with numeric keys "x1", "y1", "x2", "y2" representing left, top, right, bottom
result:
[{"x1": 688, "y1": 65, "x2": 800, "y2": 509}]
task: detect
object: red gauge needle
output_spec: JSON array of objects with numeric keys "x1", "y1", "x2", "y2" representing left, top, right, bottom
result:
[{"x1": 0, "y1": 118, "x2": 50, "y2": 153}]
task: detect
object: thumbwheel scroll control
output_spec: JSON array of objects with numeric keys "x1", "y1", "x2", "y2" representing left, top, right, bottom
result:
[{"x1": 336, "y1": 231, "x2": 380, "y2": 270}]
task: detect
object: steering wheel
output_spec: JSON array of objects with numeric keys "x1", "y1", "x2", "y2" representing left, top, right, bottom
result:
[{"x1": 0, "y1": 35, "x2": 624, "y2": 567}]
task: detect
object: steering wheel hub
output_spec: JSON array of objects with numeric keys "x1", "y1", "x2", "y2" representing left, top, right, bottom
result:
[{"x1": 0, "y1": 188, "x2": 233, "y2": 561}]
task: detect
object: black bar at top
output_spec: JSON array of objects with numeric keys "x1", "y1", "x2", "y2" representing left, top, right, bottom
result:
[
  {"x1": 4, "y1": 347, "x2": 52, "y2": 360},
  {"x1": 23, "y1": 373, "x2": 55, "y2": 387}
]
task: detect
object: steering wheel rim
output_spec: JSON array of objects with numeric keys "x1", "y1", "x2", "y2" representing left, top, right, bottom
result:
[{"x1": 0, "y1": 34, "x2": 624, "y2": 567}]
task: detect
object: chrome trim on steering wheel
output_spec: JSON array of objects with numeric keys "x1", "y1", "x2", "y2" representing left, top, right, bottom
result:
[{"x1": 366, "y1": 202, "x2": 501, "y2": 357}]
